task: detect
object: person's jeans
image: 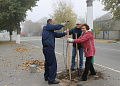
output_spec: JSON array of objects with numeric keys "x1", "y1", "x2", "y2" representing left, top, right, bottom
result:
[{"x1": 71, "y1": 47, "x2": 83, "y2": 69}]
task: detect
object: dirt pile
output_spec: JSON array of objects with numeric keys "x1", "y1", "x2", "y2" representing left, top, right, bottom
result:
[{"x1": 57, "y1": 69, "x2": 104, "y2": 86}]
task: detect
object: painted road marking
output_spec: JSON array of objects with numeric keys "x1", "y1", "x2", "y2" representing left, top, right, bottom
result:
[
  {"x1": 24, "y1": 44, "x2": 120, "y2": 74},
  {"x1": 55, "y1": 52, "x2": 63, "y2": 55},
  {"x1": 55, "y1": 41, "x2": 120, "y2": 52},
  {"x1": 53, "y1": 52, "x2": 120, "y2": 74},
  {"x1": 96, "y1": 47, "x2": 120, "y2": 52},
  {"x1": 21, "y1": 39, "x2": 41, "y2": 41},
  {"x1": 94, "y1": 63, "x2": 120, "y2": 73}
]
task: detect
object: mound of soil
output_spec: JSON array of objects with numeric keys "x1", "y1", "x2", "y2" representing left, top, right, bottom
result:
[{"x1": 57, "y1": 69, "x2": 104, "y2": 86}]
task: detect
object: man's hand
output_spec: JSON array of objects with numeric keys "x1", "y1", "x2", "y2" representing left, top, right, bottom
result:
[
  {"x1": 64, "y1": 29, "x2": 69, "y2": 35},
  {"x1": 67, "y1": 38, "x2": 74, "y2": 43},
  {"x1": 63, "y1": 23, "x2": 66, "y2": 27}
]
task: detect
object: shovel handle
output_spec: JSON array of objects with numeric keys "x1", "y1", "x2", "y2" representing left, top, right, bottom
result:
[
  {"x1": 75, "y1": 33, "x2": 79, "y2": 69},
  {"x1": 67, "y1": 28, "x2": 71, "y2": 80}
]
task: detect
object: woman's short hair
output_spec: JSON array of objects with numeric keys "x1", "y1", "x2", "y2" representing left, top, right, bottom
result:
[{"x1": 81, "y1": 24, "x2": 90, "y2": 30}]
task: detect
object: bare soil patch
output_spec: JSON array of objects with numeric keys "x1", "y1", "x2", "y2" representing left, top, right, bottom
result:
[{"x1": 57, "y1": 69, "x2": 104, "y2": 86}]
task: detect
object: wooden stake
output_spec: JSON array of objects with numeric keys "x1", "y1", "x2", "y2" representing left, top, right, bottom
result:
[
  {"x1": 65, "y1": 44, "x2": 68, "y2": 70},
  {"x1": 75, "y1": 33, "x2": 79, "y2": 69},
  {"x1": 67, "y1": 28, "x2": 71, "y2": 80}
]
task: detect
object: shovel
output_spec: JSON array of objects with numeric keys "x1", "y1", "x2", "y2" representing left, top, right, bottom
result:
[{"x1": 75, "y1": 33, "x2": 81, "y2": 76}]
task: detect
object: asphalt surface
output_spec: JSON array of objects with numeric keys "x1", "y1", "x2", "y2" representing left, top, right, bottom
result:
[
  {"x1": 20, "y1": 37, "x2": 120, "y2": 86},
  {"x1": 1, "y1": 36, "x2": 120, "y2": 86},
  {"x1": 20, "y1": 37, "x2": 120, "y2": 71}
]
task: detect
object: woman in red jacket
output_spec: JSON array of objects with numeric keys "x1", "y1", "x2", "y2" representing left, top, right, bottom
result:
[{"x1": 67, "y1": 24, "x2": 96, "y2": 81}]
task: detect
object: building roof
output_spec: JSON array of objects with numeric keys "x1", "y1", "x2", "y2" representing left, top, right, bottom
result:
[{"x1": 94, "y1": 13, "x2": 113, "y2": 22}]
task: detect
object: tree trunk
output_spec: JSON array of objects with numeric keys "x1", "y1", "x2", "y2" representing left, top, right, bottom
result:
[
  {"x1": 16, "y1": 22, "x2": 21, "y2": 44},
  {"x1": 9, "y1": 30, "x2": 13, "y2": 41}
]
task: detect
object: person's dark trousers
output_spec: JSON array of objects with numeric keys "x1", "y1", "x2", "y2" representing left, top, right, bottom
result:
[
  {"x1": 43, "y1": 47, "x2": 57, "y2": 82},
  {"x1": 71, "y1": 47, "x2": 83, "y2": 69},
  {"x1": 82, "y1": 56, "x2": 96, "y2": 80}
]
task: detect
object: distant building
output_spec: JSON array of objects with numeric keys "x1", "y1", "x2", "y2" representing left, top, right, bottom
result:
[
  {"x1": 94, "y1": 13, "x2": 120, "y2": 31},
  {"x1": 94, "y1": 13, "x2": 120, "y2": 40}
]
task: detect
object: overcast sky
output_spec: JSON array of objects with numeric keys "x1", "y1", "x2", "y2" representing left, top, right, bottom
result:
[{"x1": 26, "y1": 0, "x2": 108, "y2": 22}]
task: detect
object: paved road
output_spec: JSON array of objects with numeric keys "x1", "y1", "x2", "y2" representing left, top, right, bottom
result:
[
  {"x1": 1, "y1": 36, "x2": 120, "y2": 86},
  {"x1": 20, "y1": 37, "x2": 120, "y2": 71},
  {"x1": 20, "y1": 37, "x2": 120, "y2": 85}
]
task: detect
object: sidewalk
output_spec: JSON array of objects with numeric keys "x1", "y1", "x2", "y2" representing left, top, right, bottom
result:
[
  {"x1": 0, "y1": 40, "x2": 120, "y2": 86},
  {"x1": 94, "y1": 39, "x2": 120, "y2": 44},
  {"x1": 0, "y1": 41, "x2": 59, "y2": 86}
]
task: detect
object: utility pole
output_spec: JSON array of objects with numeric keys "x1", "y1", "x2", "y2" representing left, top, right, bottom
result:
[{"x1": 86, "y1": 0, "x2": 94, "y2": 64}]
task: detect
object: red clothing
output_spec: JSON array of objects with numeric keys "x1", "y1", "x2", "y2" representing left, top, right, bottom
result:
[{"x1": 74, "y1": 31, "x2": 95, "y2": 57}]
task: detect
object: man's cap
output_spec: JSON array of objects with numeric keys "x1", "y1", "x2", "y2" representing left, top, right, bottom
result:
[{"x1": 76, "y1": 20, "x2": 81, "y2": 24}]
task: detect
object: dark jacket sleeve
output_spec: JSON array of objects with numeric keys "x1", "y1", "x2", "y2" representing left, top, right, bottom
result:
[
  {"x1": 54, "y1": 32, "x2": 66, "y2": 38},
  {"x1": 45, "y1": 24, "x2": 64, "y2": 31},
  {"x1": 69, "y1": 28, "x2": 74, "y2": 35}
]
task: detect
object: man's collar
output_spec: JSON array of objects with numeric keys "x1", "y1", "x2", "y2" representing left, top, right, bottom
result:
[{"x1": 75, "y1": 27, "x2": 81, "y2": 29}]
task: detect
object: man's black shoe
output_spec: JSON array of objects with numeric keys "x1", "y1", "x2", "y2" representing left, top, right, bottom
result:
[
  {"x1": 45, "y1": 79, "x2": 48, "y2": 81},
  {"x1": 71, "y1": 69, "x2": 75, "y2": 71},
  {"x1": 78, "y1": 69, "x2": 83, "y2": 76},
  {"x1": 79, "y1": 69, "x2": 83, "y2": 72},
  {"x1": 48, "y1": 80, "x2": 60, "y2": 85},
  {"x1": 78, "y1": 78, "x2": 87, "y2": 81}
]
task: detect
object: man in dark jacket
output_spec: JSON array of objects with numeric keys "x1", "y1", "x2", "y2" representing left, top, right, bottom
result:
[
  {"x1": 69, "y1": 20, "x2": 83, "y2": 72},
  {"x1": 42, "y1": 19, "x2": 67, "y2": 85}
]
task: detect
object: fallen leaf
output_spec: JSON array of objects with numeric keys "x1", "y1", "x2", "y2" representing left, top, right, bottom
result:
[
  {"x1": 22, "y1": 60, "x2": 44, "y2": 71},
  {"x1": 14, "y1": 48, "x2": 28, "y2": 53},
  {"x1": 26, "y1": 76, "x2": 29, "y2": 78}
]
